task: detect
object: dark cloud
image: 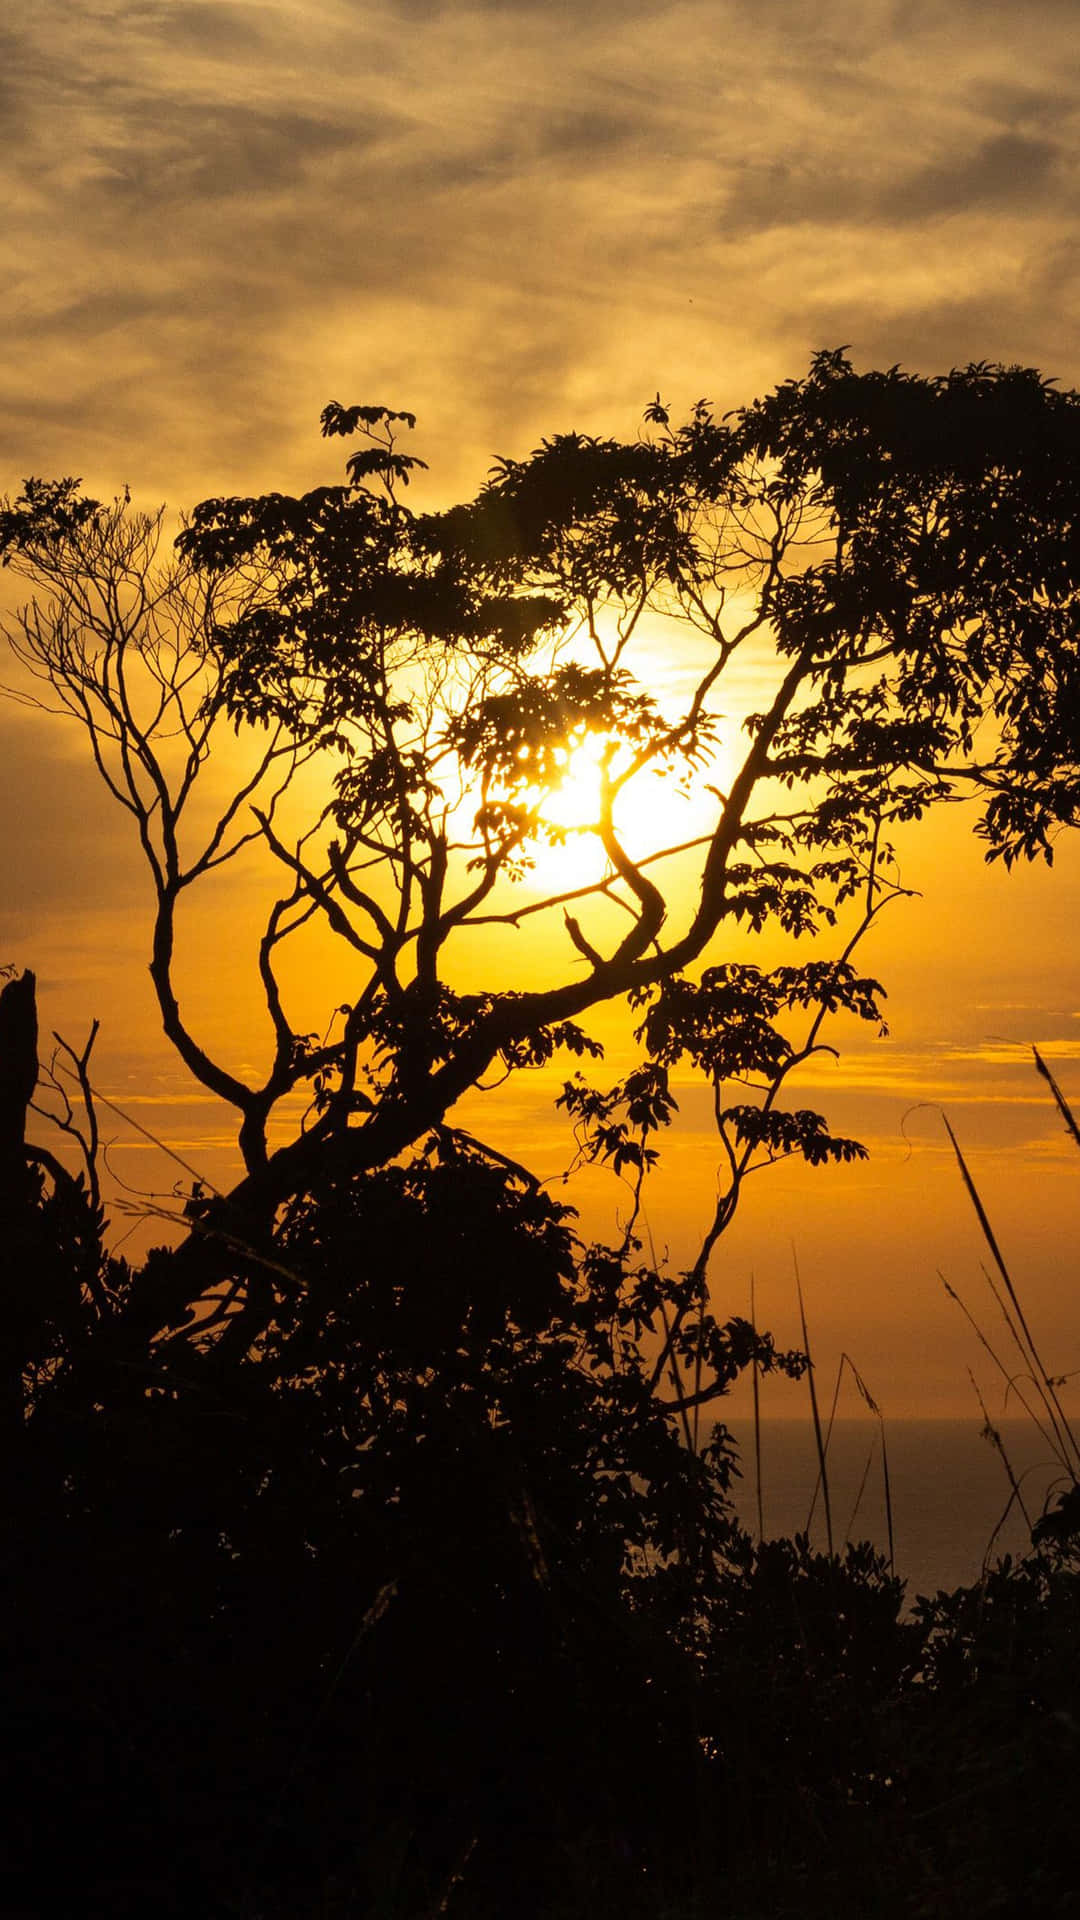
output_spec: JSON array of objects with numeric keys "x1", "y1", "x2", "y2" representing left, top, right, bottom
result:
[
  {"x1": 161, "y1": 2, "x2": 276, "y2": 54},
  {"x1": 718, "y1": 132, "x2": 1063, "y2": 242},
  {"x1": 883, "y1": 132, "x2": 1062, "y2": 221},
  {"x1": 971, "y1": 79, "x2": 1080, "y2": 132},
  {"x1": 89, "y1": 105, "x2": 370, "y2": 205},
  {"x1": 385, "y1": 0, "x2": 653, "y2": 22}
]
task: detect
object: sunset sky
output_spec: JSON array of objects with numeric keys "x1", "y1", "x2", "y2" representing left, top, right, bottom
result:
[{"x1": 4, "y1": 0, "x2": 1080, "y2": 1418}]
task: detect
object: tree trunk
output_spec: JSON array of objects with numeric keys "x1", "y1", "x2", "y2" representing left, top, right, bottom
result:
[{"x1": 0, "y1": 969, "x2": 39, "y2": 1435}]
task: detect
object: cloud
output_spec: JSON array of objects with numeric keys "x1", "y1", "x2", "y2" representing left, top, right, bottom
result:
[
  {"x1": 0, "y1": 705, "x2": 142, "y2": 923},
  {"x1": 885, "y1": 132, "x2": 1061, "y2": 220},
  {"x1": 2, "y1": 0, "x2": 1079, "y2": 512},
  {"x1": 721, "y1": 132, "x2": 1064, "y2": 240}
]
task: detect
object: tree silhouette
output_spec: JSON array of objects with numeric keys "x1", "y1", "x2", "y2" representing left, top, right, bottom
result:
[
  {"x1": 4, "y1": 352, "x2": 1080, "y2": 1916},
  {"x1": 5, "y1": 352, "x2": 1080, "y2": 1357}
]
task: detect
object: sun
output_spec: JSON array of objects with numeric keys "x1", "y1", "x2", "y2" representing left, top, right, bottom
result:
[
  {"x1": 543, "y1": 732, "x2": 607, "y2": 835},
  {"x1": 525, "y1": 731, "x2": 717, "y2": 893}
]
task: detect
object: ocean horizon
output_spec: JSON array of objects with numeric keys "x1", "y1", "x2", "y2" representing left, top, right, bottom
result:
[{"x1": 724, "y1": 1415, "x2": 1075, "y2": 1599}]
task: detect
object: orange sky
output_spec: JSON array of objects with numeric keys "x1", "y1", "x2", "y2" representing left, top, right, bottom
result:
[{"x1": 3, "y1": 0, "x2": 1080, "y2": 1417}]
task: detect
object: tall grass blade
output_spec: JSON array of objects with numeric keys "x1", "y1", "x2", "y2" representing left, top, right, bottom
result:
[
  {"x1": 968, "y1": 1368, "x2": 1033, "y2": 1537},
  {"x1": 806, "y1": 1357, "x2": 844, "y2": 1535},
  {"x1": 880, "y1": 1422, "x2": 895, "y2": 1573},
  {"x1": 980, "y1": 1260, "x2": 1075, "y2": 1467},
  {"x1": 794, "y1": 1250, "x2": 833, "y2": 1556},
  {"x1": 657, "y1": 1293, "x2": 696, "y2": 1457},
  {"x1": 940, "y1": 1270, "x2": 1060, "y2": 1460},
  {"x1": 750, "y1": 1271, "x2": 764, "y2": 1542},
  {"x1": 943, "y1": 1113, "x2": 1080, "y2": 1476},
  {"x1": 840, "y1": 1352, "x2": 895, "y2": 1571},
  {"x1": 844, "y1": 1440, "x2": 876, "y2": 1541},
  {"x1": 1033, "y1": 1044, "x2": 1080, "y2": 1152}
]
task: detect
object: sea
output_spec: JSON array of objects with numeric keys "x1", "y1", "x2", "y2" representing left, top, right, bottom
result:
[{"x1": 723, "y1": 1417, "x2": 1077, "y2": 1600}]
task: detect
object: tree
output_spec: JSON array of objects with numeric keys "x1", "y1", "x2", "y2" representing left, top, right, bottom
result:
[
  {"x1": 4, "y1": 350, "x2": 1080, "y2": 1370},
  {"x1": 0, "y1": 484, "x2": 321, "y2": 1170}
]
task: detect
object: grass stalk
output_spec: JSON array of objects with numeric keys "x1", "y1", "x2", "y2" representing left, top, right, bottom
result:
[
  {"x1": 968, "y1": 1368, "x2": 1033, "y2": 1542},
  {"x1": 943, "y1": 1112, "x2": 1080, "y2": 1476},
  {"x1": 841, "y1": 1352, "x2": 895, "y2": 1572},
  {"x1": 980, "y1": 1261, "x2": 1075, "y2": 1464},
  {"x1": 794, "y1": 1251, "x2": 833, "y2": 1556},
  {"x1": 844, "y1": 1439, "x2": 876, "y2": 1543},
  {"x1": 940, "y1": 1270, "x2": 1060, "y2": 1460},
  {"x1": 750, "y1": 1272, "x2": 764, "y2": 1542},
  {"x1": 1033, "y1": 1044, "x2": 1080, "y2": 1151},
  {"x1": 806, "y1": 1356, "x2": 845, "y2": 1531},
  {"x1": 657, "y1": 1293, "x2": 697, "y2": 1457},
  {"x1": 880, "y1": 1421, "x2": 896, "y2": 1574},
  {"x1": 803, "y1": 1348, "x2": 893, "y2": 1567}
]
